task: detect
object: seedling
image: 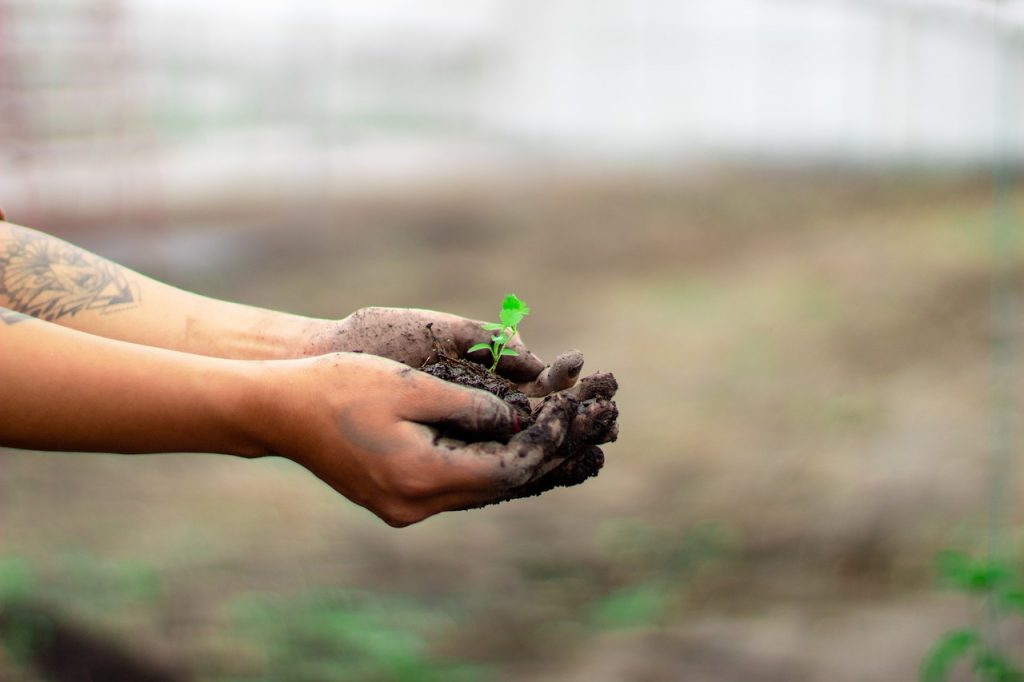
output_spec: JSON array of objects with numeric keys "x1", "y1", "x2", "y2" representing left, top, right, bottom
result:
[{"x1": 469, "y1": 294, "x2": 531, "y2": 373}]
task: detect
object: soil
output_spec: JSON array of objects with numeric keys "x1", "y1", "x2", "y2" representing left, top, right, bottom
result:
[
  {"x1": 420, "y1": 353, "x2": 619, "y2": 505},
  {"x1": 421, "y1": 355, "x2": 533, "y2": 418}
]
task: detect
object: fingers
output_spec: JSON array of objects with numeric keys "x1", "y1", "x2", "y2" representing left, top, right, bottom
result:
[
  {"x1": 495, "y1": 395, "x2": 573, "y2": 483},
  {"x1": 376, "y1": 388, "x2": 617, "y2": 524},
  {"x1": 409, "y1": 386, "x2": 615, "y2": 498},
  {"x1": 0, "y1": 206, "x2": 6, "y2": 221},
  {"x1": 450, "y1": 394, "x2": 618, "y2": 510},
  {"x1": 507, "y1": 397, "x2": 616, "y2": 485},
  {"x1": 519, "y1": 350, "x2": 585, "y2": 397},
  {"x1": 399, "y1": 370, "x2": 521, "y2": 440},
  {"x1": 428, "y1": 394, "x2": 574, "y2": 491},
  {"x1": 504, "y1": 445, "x2": 607, "y2": 502},
  {"x1": 567, "y1": 371, "x2": 618, "y2": 401},
  {"x1": 572, "y1": 397, "x2": 620, "y2": 446}
]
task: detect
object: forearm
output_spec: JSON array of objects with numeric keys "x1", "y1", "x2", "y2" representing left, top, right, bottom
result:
[
  {"x1": 0, "y1": 307, "x2": 268, "y2": 456},
  {"x1": 0, "y1": 220, "x2": 334, "y2": 360}
]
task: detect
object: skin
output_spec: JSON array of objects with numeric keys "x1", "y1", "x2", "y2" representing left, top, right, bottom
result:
[
  {"x1": 0, "y1": 218, "x2": 582, "y2": 393},
  {"x1": 0, "y1": 209, "x2": 589, "y2": 527}
]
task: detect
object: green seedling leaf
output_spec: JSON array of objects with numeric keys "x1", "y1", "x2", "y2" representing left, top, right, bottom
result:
[
  {"x1": 499, "y1": 294, "x2": 530, "y2": 330},
  {"x1": 499, "y1": 309, "x2": 524, "y2": 329},
  {"x1": 502, "y1": 294, "x2": 529, "y2": 314},
  {"x1": 467, "y1": 343, "x2": 491, "y2": 354},
  {"x1": 479, "y1": 294, "x2": 532, "y2": 373},
  {"x1": 920, "y1": 628, "x2": 981, "y2": 682}
]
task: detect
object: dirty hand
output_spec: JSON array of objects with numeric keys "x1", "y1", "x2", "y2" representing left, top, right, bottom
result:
[
  {"x1": 307, "y1": 307, "x2": 584, "y2": 397},
  {"x1": 265, "y1": 352, "x2": 586, "y2": 527}
]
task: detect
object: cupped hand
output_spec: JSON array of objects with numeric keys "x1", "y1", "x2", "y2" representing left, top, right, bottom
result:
[
  {"x1": 263, "y1": 352, "x2": 584, "y2": 527},
  {"x1": 307, "y1": 307, "x2": 584, "y2": 397}
]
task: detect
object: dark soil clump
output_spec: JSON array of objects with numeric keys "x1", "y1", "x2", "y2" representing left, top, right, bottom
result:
[
  {"x1": 421, "y1": 355, "x2": 532, "y2": 417},
  {"x1": 420, "y1": 353, "x2": 619, "y2": 506}
]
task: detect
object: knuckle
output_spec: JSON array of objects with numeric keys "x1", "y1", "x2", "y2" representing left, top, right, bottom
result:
[{"x1": 466, "y1": 392, "x2": 497, "y2": 428}]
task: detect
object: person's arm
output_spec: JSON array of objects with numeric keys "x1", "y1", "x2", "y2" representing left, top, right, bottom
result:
[
  {"x1": 0, "y1": 308, "x2": 583, "y2": 526},
  {"x1": 0, "y1": 217, "x2": 581, "y2": 395},
  {"x1": 0, "y1": 218, "x2": 328, "y2": 360}
]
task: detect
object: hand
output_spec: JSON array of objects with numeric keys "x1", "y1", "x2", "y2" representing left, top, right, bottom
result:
[
  {"x1": 261, "y1": 352, "x2": 582, "y2": 527},
  {"x1": 307, "y1": 307, "x2": 584, "y2": 397}
]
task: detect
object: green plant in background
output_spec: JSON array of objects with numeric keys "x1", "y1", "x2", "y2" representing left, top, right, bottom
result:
[
  {"x1": 231, "y1": 588, "x2": 489, "y2": 682},
  {"x1": 0, "y1": 553, "x2": 164, "y2": 673},
  {"x1": 920, "y1": 550, "x2": 1024, "y2": 682},
  {"x1": 0, "y1": 556, "x2": 36, "y2": 603},
  {"x1": 584, "y1": 521, "x2": 738, "y2": 631},
  {"x1": 468, "y1": 294, "x2": 530, "y2": 373},
  {"x1": 0, "y1": 556, "x2": 45, "y2": 669}
]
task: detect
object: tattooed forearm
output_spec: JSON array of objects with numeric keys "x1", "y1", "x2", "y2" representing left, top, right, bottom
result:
[
  {"x1": 0, "y1": 307, "x2": 30, "y2": 325},
  {"x1": 0, "y1": 224, "x2": 140, "y2": 322}
]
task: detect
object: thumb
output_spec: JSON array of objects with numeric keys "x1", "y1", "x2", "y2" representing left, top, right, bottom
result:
[
  {"x1": 404, "y1": 374, "x2": 523, "y2": 440},
  {"x1": 492, "y1": 332, "x2": 548, "y2": 383},
  {"x1": 519, "y1": 350, "x2": 584, "y2": 397}
]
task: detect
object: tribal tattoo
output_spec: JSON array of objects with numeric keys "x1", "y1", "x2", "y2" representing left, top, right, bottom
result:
[{"x1": 0, "y1": 227, "x2": 140, "y2": 322}]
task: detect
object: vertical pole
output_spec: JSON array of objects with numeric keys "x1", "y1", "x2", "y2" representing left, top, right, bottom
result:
[{"x1": 985, "y1": 0, "x2": 1018, "y2": 655}]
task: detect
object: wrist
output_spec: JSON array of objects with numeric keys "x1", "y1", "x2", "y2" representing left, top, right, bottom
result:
[
  {"x1": 213, "y1": 359, "x2": 282, "y2": 458},
  {"x1": 177, "y1": 298, "x2": 334, "y2": 361},
  {"x1": 299, "y1": 318, "x2": 349, "y2": 357}
]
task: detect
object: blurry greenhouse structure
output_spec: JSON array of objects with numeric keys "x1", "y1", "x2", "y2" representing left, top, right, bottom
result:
[{"x1": 1, "y1": 0, "x2": 1023, "y2": 224}]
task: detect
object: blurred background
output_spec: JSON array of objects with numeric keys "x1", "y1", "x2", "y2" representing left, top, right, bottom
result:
[{"x1": 1, "y1": 0, "x2": 1023, "y2": 680}]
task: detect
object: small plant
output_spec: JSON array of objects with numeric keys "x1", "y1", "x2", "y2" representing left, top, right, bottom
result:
[
  {"x1": 468, "y1": 294, "x2": 531, "y2": 373},
  {"x1": 920, "y1": 549, "x2": 1024, "y2": 682}
]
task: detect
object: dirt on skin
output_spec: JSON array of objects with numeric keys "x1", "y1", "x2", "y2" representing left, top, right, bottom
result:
[{"x1": 421, "y1": 353, "x2": 619, "y2": 505}]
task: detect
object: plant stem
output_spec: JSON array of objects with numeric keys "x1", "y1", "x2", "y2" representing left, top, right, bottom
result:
[{"x1": 488, "y1": 325, "x2": 514, "y2": 373}]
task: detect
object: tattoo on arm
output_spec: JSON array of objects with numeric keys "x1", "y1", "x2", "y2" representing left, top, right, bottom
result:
[{"x1": 0, "y1": 225, "x2": 140, "y2": 322}]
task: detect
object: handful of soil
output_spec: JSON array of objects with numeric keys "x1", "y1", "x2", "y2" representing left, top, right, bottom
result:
[{"x1": 421, "y1": 353, "x2": 619, "y2": 508}]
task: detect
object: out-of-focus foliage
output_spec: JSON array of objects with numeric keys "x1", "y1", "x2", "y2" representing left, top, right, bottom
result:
[
  {"x1": 230, "y1": 590, "x2": 487, "y2": 682},
  {"x1": 920, "y1": 552, "x2": 1024, "y2": 682}
]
